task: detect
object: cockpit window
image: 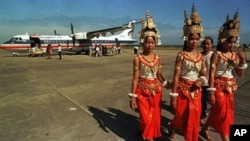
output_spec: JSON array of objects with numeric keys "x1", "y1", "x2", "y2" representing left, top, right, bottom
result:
[
  {"x1": 10, "y1": 37, "x2": 23, "y2": 42},
  {"x1": 10, "y1": 38, "x2": 15, "y2": 41}
]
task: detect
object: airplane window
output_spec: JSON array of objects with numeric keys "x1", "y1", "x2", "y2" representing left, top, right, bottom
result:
[{"x1": 19, "y1": 37, "x2": 22, "y2": 40}]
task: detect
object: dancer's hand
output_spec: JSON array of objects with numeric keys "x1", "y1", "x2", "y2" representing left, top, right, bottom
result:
[
  {"x1": 194, "y1": 79, "x2": 203, "y2": 88},
  {"x1": 237, "y1": 51, "x2": 246, "y2": 63},
  {"x1": 190, "y1": 82, "x2": 201, "y2": 94},
  {"x1": 130, "y1": 97, "x2": 137, "y2": 111},
  {"x1": 165, "y1": 81, "x2": 172, "y2": 90},
  {"x1": 170, "y1": 99, "x2": 176, "y2": 111},
  {"x1": 208, "y1": 93, "x2": 215, "y2": 105}
]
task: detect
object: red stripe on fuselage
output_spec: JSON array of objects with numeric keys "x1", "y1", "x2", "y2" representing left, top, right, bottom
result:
[
  {"x1": 0, "y1": 44, "x2": 30, "y2": 50},
  {"x1": 0, "y1": 43, "x2": 128, "y2": 51}
]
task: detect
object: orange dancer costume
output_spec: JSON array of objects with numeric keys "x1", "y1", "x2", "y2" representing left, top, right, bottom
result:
[
  {"x1": 207, "y1": 51, "x2": 238, "y2": 135},
  {"x1": 203, "y1": 10, "x2": 248, "y2": 140},
  {"x1": 171, "y1": 52, "x2": 205, "y2": 140},
  {"x1": 167, "y1": 5, "x2": 207, "y2": 141},
  {"x1": 129, "y1": 11, "x2": 170, "y2": 141},
  {"x1": 136, "y1": 54, "x2": 163, "y2": 139}
]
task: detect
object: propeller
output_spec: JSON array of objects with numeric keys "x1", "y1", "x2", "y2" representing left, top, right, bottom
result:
[
  {"x1": 54, "y1": 30, "x2": 57, "y2": 35},
  {"x1": 71, "y1": 23, "x2": 75, "y2": 47}
]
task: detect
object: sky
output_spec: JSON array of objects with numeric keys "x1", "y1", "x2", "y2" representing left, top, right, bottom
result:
[{"x1": 0, "y1": 0, "x2": 250, "y2": 45}]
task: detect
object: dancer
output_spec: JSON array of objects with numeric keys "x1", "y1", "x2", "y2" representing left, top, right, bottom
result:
[
  {"x1": 129, "y1": 11, "x2": 170, "y2": 141},
  {"x1": 200, "y1": 10, "x2": 248, "y2": 141},
  {"x1": 167, "y1": 4, "x2": 207, "y2": 141}
]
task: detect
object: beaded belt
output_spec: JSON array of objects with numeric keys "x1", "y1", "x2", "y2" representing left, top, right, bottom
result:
[
  {"x1": 214, "y1": 77, "x2": 237, "y2": 94},
  {"x1": 137, "y1": 77, "x2": 161, "y2": 96}
]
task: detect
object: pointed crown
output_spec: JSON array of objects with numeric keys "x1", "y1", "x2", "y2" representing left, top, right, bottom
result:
[
  {"x1": 139, "y1": 11, "x2": 161, "y2": 45},
  {"x1": 182, "y1": 4, "x2": 204, "y2": 41},
  {"x1": 218, "y1": 10, "x2": 240, "y2": 43}
]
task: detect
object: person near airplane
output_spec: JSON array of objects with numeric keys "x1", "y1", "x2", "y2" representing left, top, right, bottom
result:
[
  {"x1": 95, "y1": 44, "x2": 101, "y2": 57},
  {"x1": 46, "y1": 44, "x2": 52, "y2": 59},
  {"x1": 58, "y1": 44, "x2": 62, "y2": 60},
  {"x1": 134, "y1": 45, "x2": 139, "y2": 54}
]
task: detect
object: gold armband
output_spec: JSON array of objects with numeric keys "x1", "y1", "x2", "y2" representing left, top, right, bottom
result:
[
  {"x1": 202, "y1": 68, "x2": 207, "y2": 72},
  {"x1": 175, "y1": 66, "x2": 180, "y2": 70},
  {"x1": 134, "y1": 67, "x2": 139, "y2": 72}
]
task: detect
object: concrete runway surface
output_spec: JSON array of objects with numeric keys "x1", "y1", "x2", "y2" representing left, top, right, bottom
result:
[{"x1": 0, "y1": 48, "x2": 249, "y2": 141}]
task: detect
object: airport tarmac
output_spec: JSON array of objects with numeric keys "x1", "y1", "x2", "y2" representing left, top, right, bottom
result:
[{"x1": 0, "y1": 48, "x2": 249, "y2": 141}]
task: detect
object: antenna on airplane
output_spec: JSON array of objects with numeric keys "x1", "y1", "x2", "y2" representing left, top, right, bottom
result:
[{"x1": 71, "y1": 23, "x2": 76, "y2": 47}]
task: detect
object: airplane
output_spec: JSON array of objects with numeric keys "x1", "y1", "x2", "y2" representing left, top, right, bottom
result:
[{"x1": 0, "y1": 20, "x2": 138, "y2": 56}]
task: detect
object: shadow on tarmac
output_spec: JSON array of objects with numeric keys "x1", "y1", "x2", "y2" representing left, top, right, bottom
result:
[
  {"x1": 88, "y1": 101, "x2": 187, "y2": 141},
  {"x1": 88, "y1": 106, "x2": 143, "y2": 141}
]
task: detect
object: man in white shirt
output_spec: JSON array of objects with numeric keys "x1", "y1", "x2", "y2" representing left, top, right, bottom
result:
[
  {"x1": 134, "y1": 45, "x2": 139, "y2": 54},
  {"x1": 58, "y1": 44, "x2": 62, "y2": 60}
]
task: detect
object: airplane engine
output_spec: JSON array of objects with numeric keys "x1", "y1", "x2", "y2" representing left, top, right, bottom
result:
[{"x1": 74, "y1": 32, "x2": 87, "y2": 39}]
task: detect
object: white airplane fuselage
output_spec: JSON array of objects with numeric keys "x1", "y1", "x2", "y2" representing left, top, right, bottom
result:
[
  {"x1": 0, "y1": 27, "x2": 137, "y2": 54},
  {"x1": 0, "y1": 34, "x2": 137, "y2": 53}
]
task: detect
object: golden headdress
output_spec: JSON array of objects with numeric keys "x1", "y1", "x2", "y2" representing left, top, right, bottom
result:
[
  {"x1": 139, "y1": 11, "x2": 161, "y2": 45},
  {"x1": 182, "y1": 4, "x2": 204, "y2": 41},
  {"x1": 218, "y1": 10, "x2": 240, "y2": 43}
]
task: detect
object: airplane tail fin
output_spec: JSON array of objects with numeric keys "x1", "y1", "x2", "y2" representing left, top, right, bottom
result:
[
  {"x1": 119, "y1": 28, "x2": 134, "y2": 39},
  {"x1": 119, "y1": 21, "x2": 137, "y2": 39}
]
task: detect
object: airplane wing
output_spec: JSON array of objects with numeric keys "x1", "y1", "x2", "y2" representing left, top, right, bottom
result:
[{"x1": 86, "y1": 20, "x2": 137, "y2": 39}]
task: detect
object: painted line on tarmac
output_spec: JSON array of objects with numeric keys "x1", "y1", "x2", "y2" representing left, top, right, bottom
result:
[
  {"x1": 238, "y1": 80, "x2": 250, "y2": 89},
  {"x1": 20, "y1": 64, "x2": 93, "y2": 116},
  {"x1": 55, "y1": 90, "x2": 93, "y2": 116}
]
